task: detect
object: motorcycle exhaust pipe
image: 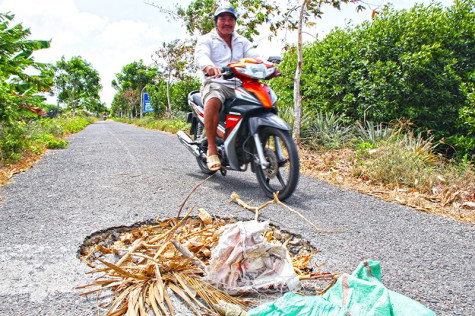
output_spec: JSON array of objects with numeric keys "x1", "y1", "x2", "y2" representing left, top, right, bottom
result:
[{"x1": 177, "y1": 131, "x2": 202, "y2": 158}]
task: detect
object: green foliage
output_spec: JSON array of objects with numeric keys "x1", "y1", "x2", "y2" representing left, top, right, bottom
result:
[
  {"x1": 112, "y1": 89, "x2": 140, "y2": 119},
  {"x1": 34, "y1": 133, "x2": 69, "y2": 149},
  {"x1": 277, "y1": 102, "x2": 315, "y2": 132},
  {"x1": 112, "y1": 60, "x2": 158, "y2": 92},
  {"x1": 169, "y1": 0, "x2": 363, "y2": 41},
  {"x1": 357, "y1": 121, "x2": 393, "y2": 145},
  {"x1": 274, "y1": 0, "x2": 475, "y2": 158},
  {"x1": 449, "y1": 69, "x2": 475, "y2": 158},
  {"x1": 0, "y1": 12, "x2": 52, "y2": 123},
  {"x1": 172, "y1": 0, "x2": 278, "y2": 40},
  {"x1": 115, "y1": 117, "x2": 189, "y2": 134},
  {"x1": 352, "y1": 125, "x2": 439, "y2": 189},
  {"x1": 81, "y1": 98, "x2": 107, "y2": 115},
  {"x1": 301, "y1": 111, "x2": 354, "y2": 149},
  {"x1": 111, "y1": 60, "x2": 159, "y2": 118},
  {"x1": 0, "y1": 121, "x2": 29, "y2": 163},
  {"x1": 363, "y1": 144, "x2": 431, "y2": 188},
  {"x1": 152, "y1": 40, "x2": 196, "y2": 116},
  {"x1": 60, "y1": 116, "x2": 93, "y2": 134},
  {"x1": 51, "y1": 56, "x2": 102, "y2": 117},
  {"x1": 0, "y1": 12, "x2": 53, "y2": 164},
  {"x1": 1, "y1": 114, "x2": 94, "y2": 165},
  {"x1": 146, "y1": 84, "x2": 167, "y2": 118},
  {"x1": 153, "y1": 40, "x2": 195, "y2": 82},
  {"x1": 169, "y1": 76, "x2": 201, "y2": 112},
  {"x1": 146, "y1": 76, "x2": 201, "y2": 118}
]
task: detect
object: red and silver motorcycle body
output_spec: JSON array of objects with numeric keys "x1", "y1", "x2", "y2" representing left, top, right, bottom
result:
[{"x1": 177, "y1": 57, "x2": 299, "y2": 200}]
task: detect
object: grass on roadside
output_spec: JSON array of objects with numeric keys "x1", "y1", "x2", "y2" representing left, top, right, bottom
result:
[
  {"x1": 114, "y1": 115, "x2": 190, "y2": 134},
  {"x1": 0, "y1": 114, "x2": 96, "y2": 187},
  {"x1": 300, "y1": 116, "x2": 474, "y2": 223}
]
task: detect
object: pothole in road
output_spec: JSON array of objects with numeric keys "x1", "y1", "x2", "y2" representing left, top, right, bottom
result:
[{"x1": 77, "y1": 215, "x2": 335, "y2": 315}]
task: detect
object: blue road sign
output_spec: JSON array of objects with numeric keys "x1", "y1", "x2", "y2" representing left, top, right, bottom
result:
[{"x1": 143, "y1": 92, "x2": 153, "y2": 113}]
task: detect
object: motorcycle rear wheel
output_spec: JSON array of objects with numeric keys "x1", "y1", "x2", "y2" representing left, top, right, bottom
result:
[
  {"x1": 194, "y1": 122, "x2": 216, "y2": 174},
  {"x1": 255, "y1": 127, "x2": 299, "y2": 200}
]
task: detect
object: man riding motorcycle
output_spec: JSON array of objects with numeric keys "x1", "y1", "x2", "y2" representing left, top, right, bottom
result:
[
  {"x1": 195, "y1": 5, "x2": 279, "y2": 171},
  {"x1": 180, "y1": 5, "x2": 298, "y2": 200}
]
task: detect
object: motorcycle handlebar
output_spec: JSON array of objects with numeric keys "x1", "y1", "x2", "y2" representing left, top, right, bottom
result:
[
  {"x1": 204, "y1": 66, "x2": 234, "y2": 79},
  {"x1": 204, "y1": 63, "x2": 281, "y2": 80}
]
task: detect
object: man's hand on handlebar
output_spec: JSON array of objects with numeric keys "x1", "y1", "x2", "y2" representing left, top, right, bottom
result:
[
  {"x1": 204, "y1": 65, "x2": 222, "y2": 77},
  {"x1": 266, "y1": 67, "x2": 281, "y2": 79}
]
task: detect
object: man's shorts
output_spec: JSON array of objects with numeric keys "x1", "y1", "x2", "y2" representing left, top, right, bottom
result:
[{"x1": 200, "y1": 81, "x2": 235, "y2": 111}]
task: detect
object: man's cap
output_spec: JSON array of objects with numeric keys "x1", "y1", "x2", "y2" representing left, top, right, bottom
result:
[{"x1": 214, "y1": 5, "x2": 237, "y2": 21}]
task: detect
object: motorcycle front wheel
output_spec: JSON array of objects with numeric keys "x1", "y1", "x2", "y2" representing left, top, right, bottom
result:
[{"x1": 255, "y1": 127, "x2": 299, "y2": 200}]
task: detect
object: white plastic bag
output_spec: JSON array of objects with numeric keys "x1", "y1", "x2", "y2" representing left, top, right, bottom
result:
[{"x1": 207, "y1": 220, "x2": 299, "y2": 292}]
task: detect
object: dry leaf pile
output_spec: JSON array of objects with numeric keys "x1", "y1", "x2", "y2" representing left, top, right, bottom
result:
[
  {"x1": 300, "y1": 149, "x2": 475, "y2": 223},
  {"x1": 78, "y1": 209, "x2": 334, "y2": 316},
  {"x1": 0, "y1": 151, "x2": 42, "y2": 187}
]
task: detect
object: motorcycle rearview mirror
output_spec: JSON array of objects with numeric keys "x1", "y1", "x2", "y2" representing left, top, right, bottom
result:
[{"x1": 267, "y1": 56, "x2": 283, "y2": 64}]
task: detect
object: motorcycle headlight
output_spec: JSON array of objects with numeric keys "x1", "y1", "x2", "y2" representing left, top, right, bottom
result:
[{"x1": 235, "y1": 64, "x2": 275, "y2": 79}]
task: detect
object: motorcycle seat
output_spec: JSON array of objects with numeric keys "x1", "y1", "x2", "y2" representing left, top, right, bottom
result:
[
  {"x1": 190, "y1": 90, "x2": 235, "y2": 123},
  {"x1": 191, "y1": 92, "x2": 203, "y2": 108}
]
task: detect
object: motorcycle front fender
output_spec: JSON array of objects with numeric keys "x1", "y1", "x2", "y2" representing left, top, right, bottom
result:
[{"x1": 248, "y1": 111, "x2": 291, "y2": 135}]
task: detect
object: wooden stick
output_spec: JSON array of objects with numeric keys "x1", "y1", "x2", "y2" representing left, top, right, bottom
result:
[
  {"x1": 171, "y1": 239, "x2": 207, "y2": 272},
  {"x1": 229, "y1": 192, "x2": 277, "y2": 221},
  {"x1": 176, "y1": 174, "x2": 215, "y2": 219},
  {"x1": 116, "y1": 237, "x2": 146, "y2": 267},
  {"x1": 230, "y1": 192, "x2": 335, "y2": 233}
]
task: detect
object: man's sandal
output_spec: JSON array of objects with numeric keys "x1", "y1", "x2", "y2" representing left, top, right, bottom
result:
[{"x1": 207, "y1": 154, "x2": 221, "y2": 171}]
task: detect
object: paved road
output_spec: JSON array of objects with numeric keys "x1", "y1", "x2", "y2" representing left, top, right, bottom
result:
[{"x1": 0, "y1": 121, "x2": 473, "y2": 315}]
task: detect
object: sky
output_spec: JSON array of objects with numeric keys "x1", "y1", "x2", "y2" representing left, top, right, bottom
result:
[{"x1": 0, "y1": 0, "x2": 455, "y2": 107}]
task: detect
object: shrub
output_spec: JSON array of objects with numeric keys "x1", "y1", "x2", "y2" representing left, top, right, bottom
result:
[
  {"x1": 115, "y1": 117, "x2": 190, "y2": 134},
  {"x1": 35, "y1": 134, "x2": 69, "y2": 149},
  {"x1": 0, "y1": 122, "x2": 30, "y2": 163},
  {"x1": 357, "y1": 127, "x2": 440, "y2": 190},
  {"x1": 61, "y1": 116, "x2": 94, "y2": 134},
  {"x1": 301, "y1": 111, "x2": 354, "y2": 149},
  {"x1": 356, "y1": 121, "x2": 393, "y2": 146},
  {"x1": 1, "y1": 115, "x2": 93, "y2": 166},
  {"x1": 274, "y1": 0, "x2": 475, "y2": 159}
]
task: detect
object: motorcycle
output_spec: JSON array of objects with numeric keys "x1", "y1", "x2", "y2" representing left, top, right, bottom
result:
[{"x1": 177, "y1": 57, "x2": 299, "y2": 200}]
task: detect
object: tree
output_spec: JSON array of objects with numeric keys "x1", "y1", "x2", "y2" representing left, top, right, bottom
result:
[
  {"x1": 122, "y1": 89, "x2": 139, "y2": 119},
  {"x1": 273, "y1": 0, "x2": 475, "y2": 158},
  {"x1": 266, "y1": 0, "x2": 365, "y2": 140},
  {"x1": 111, "y1": 92, "x2": 126, "y2": 118},
  {"x1": 148, "y1": 0, "x2": 278, "y2": 40},
  {"x1": 152, "y1": 39, "x2": 195, "y2": 117},
  {"x1": 52, "y1": 56, "x2": 101, "y2": 117},
  {"x1": 82, "y1": 98, "x2": 107, "y2": 116},
  {"x1": 111, "y1": 60, "x2": 158, "y2": 118},
  {"x1": 0, "y1": 12, "x2": 52, "y2": 162},
  {"x1": 0, "y1": 12, "x2": 52, "y2": 123},
  {"x1": 111, "y1": 89, "x2": 139, "y2": 118}
]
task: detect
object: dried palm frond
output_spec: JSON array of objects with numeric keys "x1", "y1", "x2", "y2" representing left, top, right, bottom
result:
[{"x1": 78, "y1": 190, "x2": 335, "y2": 315}]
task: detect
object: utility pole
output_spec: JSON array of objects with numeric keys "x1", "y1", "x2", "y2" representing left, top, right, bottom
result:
[{"x1": 140, "y1": 86, "x2": 146, "y2": 118}]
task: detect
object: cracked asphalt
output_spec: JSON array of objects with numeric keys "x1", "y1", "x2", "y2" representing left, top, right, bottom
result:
[{"x1": 0, "y1": 120, "x2": 473, "y2": 315}]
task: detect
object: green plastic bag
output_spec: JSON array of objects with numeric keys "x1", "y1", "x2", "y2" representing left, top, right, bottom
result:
[
  {"x1": 247, "y1": 261, "x2": 435, "y2": 316},
  {"x1": 247, "y1": 292, "x2": 350, "y2": 316},
  {"x1": 323, "y1": 261, "x2": 435, "y2": 316}
]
